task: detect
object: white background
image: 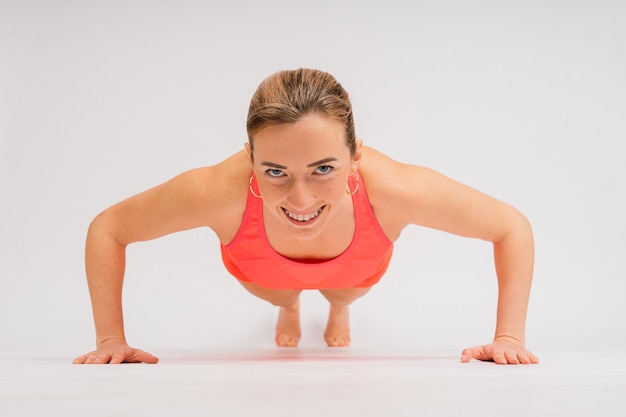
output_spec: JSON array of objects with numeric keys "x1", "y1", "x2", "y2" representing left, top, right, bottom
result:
[{"x1": 1, "y1": 0, "x2": 624, "y2": 358}]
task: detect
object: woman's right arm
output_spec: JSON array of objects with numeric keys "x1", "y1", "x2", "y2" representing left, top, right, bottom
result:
[
  {"x1": 73, "y1": 152, "x2": 249, "y2": 364},
  {"x1": 73, "y1": 207, "x2": 158, "y2": 365}
]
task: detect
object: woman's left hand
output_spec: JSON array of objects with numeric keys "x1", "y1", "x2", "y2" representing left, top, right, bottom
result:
[{"x1": 461, "y1": 337, "x2": 539, "y2": 365}]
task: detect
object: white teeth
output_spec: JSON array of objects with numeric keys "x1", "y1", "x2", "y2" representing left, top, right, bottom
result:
[{"x1": 284, "y1": 207, "x2": 323, "y2": 222}]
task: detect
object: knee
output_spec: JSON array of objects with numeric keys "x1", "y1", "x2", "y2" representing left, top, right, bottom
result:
[
  {"x1": 266, "y1": 291, "x2": 301, "y2": 307},
  {"x1": 238, "y1": 280, "x2": 301, "y2": 307},
  {"x1": 319, "y1": 287, "x2": 371, "y2": 307}
]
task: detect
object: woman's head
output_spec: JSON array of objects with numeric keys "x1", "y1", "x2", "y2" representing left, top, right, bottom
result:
[{"x1": 246, "y1": 68, "x2": 356, "y2": 157}]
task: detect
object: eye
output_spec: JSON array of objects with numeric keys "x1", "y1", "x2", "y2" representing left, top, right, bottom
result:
[
  {"x1": 315, "y1": 165, "x2": 333, "y2": 174},
  {"x1": 266, "y1": 168, "x2": 285, "y2": 177}
]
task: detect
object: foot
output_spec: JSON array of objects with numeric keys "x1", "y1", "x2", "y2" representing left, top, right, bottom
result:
[
  {"x1": 275, "y1": 299, "x2": 301, "y2": 347},
  {"x1": 324, "y1": 305, "x2": 351, "y2": 347}
]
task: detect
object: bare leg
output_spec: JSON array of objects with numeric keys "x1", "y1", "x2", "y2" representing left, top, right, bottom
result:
[
  {"x1": 319, "y1": 287, "x2": 371, "y2": 347},
  {"x1": 274, "y1": 298, "x2": 301, "y2": 347},
  {"x1": 238, "y1": 281, "x2": 302, "y2": 347}
]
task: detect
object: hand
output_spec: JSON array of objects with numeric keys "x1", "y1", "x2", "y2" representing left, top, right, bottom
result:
[
  {"x1": 460, "y1": 337, "x2": 539, "y2": 365},
  {"x1": 73, "y1": 338, "x2": 159, "y2": 364}
]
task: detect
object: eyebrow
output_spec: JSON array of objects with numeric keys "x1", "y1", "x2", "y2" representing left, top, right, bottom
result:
[{"x1": 260, "y1": 157, "x2": 338, "y2": 169}]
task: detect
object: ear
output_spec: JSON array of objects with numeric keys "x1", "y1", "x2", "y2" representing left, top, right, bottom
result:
[
  {"x1": 244, "y1": 142, "x2": 253, "y2": 160},
  {"x1": 352, "y1": 139, "x2": 364, "y2": 171}
]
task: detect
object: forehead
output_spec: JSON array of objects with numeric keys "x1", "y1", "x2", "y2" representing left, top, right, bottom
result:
[{"x1": 252, "y1": 114, "x2": 349, "y2": 163}]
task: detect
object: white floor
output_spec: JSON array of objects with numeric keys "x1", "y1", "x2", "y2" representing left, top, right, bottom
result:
[{"x1": 1, "y1": 348, "x2": 624, "y2": 417}]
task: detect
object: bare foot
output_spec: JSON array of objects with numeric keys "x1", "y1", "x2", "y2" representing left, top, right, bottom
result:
[
  {"x1": 275, "y1": 299, "x2": 301, "y2": 347},
  {"x1": 324, "y1": 305, "x2": 351, "y2": 347}
]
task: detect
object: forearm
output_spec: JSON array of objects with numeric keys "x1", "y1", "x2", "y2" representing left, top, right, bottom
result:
[
  {"x1": 85, "y1": 216, "x2": 128, "y2": 345},
  {"x1": 492, "y1": 214, "x2": 534, "y2": 344}
]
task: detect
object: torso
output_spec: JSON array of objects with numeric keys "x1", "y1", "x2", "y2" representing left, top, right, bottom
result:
[{"x1": 219, "y1": 163, "x2": 394, "y2": 290}]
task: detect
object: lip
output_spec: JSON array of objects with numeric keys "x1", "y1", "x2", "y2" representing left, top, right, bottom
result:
[{"x1": 281, "y1": 205, "x2": 325, "y2": 226}]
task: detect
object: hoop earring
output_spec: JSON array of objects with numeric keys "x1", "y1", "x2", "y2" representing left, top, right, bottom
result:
[
  {"x1": 249, "y1": 176, "x2": 261, "y2": 198},
  {"x1": 346, "y1": 172, "x2": 359, "y2": 195}
]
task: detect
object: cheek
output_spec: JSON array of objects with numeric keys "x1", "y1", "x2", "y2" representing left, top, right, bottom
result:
[
  {"x1": 318, "y1": 178, "x2": 348, "y2": 201},
  {"x1": 257, "y1": 186, "x2": 283, "y2": 205}
]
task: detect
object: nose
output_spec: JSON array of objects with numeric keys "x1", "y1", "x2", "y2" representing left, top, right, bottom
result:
[{"x1": 286, "y1": 180, "x2": 316, "y2": 210}]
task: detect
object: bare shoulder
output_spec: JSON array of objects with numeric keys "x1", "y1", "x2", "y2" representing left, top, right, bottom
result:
[
  {"x1": 105, "y1": 150, "x2": 251, "y2": 245},
  {"x1": 359, "y1": 145, "x2": 443, "y2": 197},
  {"x1": 181, "y1": 150, "x2": 250, "y2": 201},
  {"x1": 359, "y1": 145, "x2": 421, "y2": 183},
  {"x1": 358, "y1": 146, "x2": 433, "y2": 240},
  {"x1": 359, "y1": 145, "x2": 523, "y2": 242},
  {"x1": 175, "y1": 150, "x2": 251, "y2": 240}
]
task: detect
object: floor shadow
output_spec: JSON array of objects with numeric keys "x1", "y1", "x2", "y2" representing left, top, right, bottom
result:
[{"x1": 158, "y1": 348, "x2": 457, "y2": 363}]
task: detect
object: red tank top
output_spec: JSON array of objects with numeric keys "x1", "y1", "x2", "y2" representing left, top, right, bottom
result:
[{"x1": 220, "y1": 172, "x2": 393, "y2": 290}]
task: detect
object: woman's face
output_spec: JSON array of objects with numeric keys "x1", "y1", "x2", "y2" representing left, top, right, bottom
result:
[{"x1": 248, "y1": 113, "x2": 361, "y2": 240}]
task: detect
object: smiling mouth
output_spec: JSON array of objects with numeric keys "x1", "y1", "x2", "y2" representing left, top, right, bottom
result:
[{"x1": 282, "y1": 205, "x2": 325, "y2": 223}]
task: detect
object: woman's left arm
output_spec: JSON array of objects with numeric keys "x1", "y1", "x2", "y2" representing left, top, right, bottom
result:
[
  {"x1": 459, "y1": 207, "x2": 539, "y2": 365},
  {"x1": 365, "y1": 151, "x2": 538, "y2": 365}
]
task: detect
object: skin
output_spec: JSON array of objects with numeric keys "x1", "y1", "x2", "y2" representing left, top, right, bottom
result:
[{"x1": 73, "y1": 113, "x2": 538, "y2": 365}]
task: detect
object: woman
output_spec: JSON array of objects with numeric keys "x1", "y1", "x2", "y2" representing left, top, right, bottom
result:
[{"x1": 74, "y1": 68, "x2": 538, "y2": 365}]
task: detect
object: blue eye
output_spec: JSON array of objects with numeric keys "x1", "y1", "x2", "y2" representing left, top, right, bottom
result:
[
  {"x1": 266, "y1": 168, "x2": 284, "y2": 177},
  {"x1": 315, "y1": 165, "x2": 333, "y2": 174}
]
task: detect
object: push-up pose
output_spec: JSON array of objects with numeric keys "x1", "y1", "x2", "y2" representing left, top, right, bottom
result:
[{"x1": 74, "y1": 68, "x2": 538, "y2": 365}]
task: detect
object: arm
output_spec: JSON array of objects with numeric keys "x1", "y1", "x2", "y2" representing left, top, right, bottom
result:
[
  {"x1": 74, "y1": 154, "x2": 248, "y2": 364},
  {"x1": 478, "y1": 209, "x2": 538, "y2": 364},
  {"x1": 73, "y1": 213, "x2": 149, "y2": 364},
  {"x1": 361, "y1": 147, "x2": 538, "y2": 364},
  {"x1": 459, "y1": 204, "x2": 539, "y2": 364}
]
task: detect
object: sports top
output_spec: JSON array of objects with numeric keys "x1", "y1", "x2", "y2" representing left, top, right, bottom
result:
[{"x1": 220, "y1": 172, "x2": 394, "y2": 290}]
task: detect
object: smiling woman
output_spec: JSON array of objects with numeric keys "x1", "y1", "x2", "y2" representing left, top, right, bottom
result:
[
  {"x1": 74, "y1": 68, "x2": 538, "y2": 365},
  {"x1": 249, "y1": 114, "x2": 355, "y2": 241},
  {"x1": 221, "y1": 115, "x2": 394, "y2": 291}
]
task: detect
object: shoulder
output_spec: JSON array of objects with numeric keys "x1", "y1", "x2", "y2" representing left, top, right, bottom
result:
[
  {"x1": 196, "y1": 149, "x2": 252, "y2": 228},
  {"x1": 358, "y1": 146, "x2": 425, "y2": 239},
  {"x1": 96, "y1": 150, "x2": 252, "y2": 246},
  {"x1": 359, "y1": 145, "x2": 434, "y2": 205},
  {"x1": 359, "y1": 145, "x2": 523, "y2": 241},
  {"x1": 188, "y1": 150, "x2": 251, "y2": 197},
  {"x1": 359, "y1": 146, "x2": 467, "y2": 236},
  {"x1": 169, "y1": 150, "x2": 250, "y2": 204},
  {"x1": 155, "y1": 150, "x2": 251, "y2": 241}
]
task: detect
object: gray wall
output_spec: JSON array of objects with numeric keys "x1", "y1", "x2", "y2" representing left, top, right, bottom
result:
[{"x1": 1, "y1": 0, "x2": 624, "y2": 356}]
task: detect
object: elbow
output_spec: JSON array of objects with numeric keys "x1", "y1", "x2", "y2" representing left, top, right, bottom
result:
[
  {"x1": 87, "y1": 209, "x2": 126, "y2": 248},
  {"x1": 494, "y1": 205, "x2": 534, "y2": 248}
]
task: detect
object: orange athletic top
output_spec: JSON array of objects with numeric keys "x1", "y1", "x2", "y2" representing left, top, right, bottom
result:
[{"x1": 220, "y1": 172, "x2": 394, "y2": 290}]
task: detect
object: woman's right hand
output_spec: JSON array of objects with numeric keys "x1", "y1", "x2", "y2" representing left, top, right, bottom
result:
[{"x1": 73, "y1": 338, "x2": 159, "y2": 364}]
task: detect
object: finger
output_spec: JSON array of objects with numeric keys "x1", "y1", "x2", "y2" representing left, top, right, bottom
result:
[
  {"x1": 492, "y1": 351, "x2": 508, "y2": 365},
  {"x1": 109, "y1": 352, "x2": 125, "y2": 365},
  {"x1": 123, "y1": 349, "x2": 159, "y2": 364},
  {"x1": 84, "y1": 352, "x2": 98, "y2": 364},
  {"x1": 461, "y1": 346, "x2": 487, "y2": 363},
  {"x1": 93, "y1": 353, "x2": 112, "y2": 364},
  {"x1": 72, "y1": 354, "x2": 88, "y2": 364},
  {"x1": 460, "y1": 348, "x2": 474, "y2": 363},
  {"x1": 527, "y1": 351, "x2": 540, "y2": 364},
  {"x1": 519, "y1": 351, "x2": 539, "y2": 365},
  {"x1": 136, "y1": 351, "x2": 159, "y2": 364},
  {"x1": 504, "y1": 351, "x2": 520, "y2": 365}
]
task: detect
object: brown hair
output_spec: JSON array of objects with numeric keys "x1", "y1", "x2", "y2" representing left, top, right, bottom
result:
[{"x1": 246, "y1": 68, "x2": 356, "y2": 156}]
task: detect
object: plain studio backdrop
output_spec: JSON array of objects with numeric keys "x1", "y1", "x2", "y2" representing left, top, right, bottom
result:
[{"x1": 1, "y1": 0, "x2": 625, "y2": 359}]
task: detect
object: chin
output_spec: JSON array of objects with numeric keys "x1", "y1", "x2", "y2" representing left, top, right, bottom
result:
[{"x1": 284, "y1": 220, "x2": 326, "y2": 240}]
